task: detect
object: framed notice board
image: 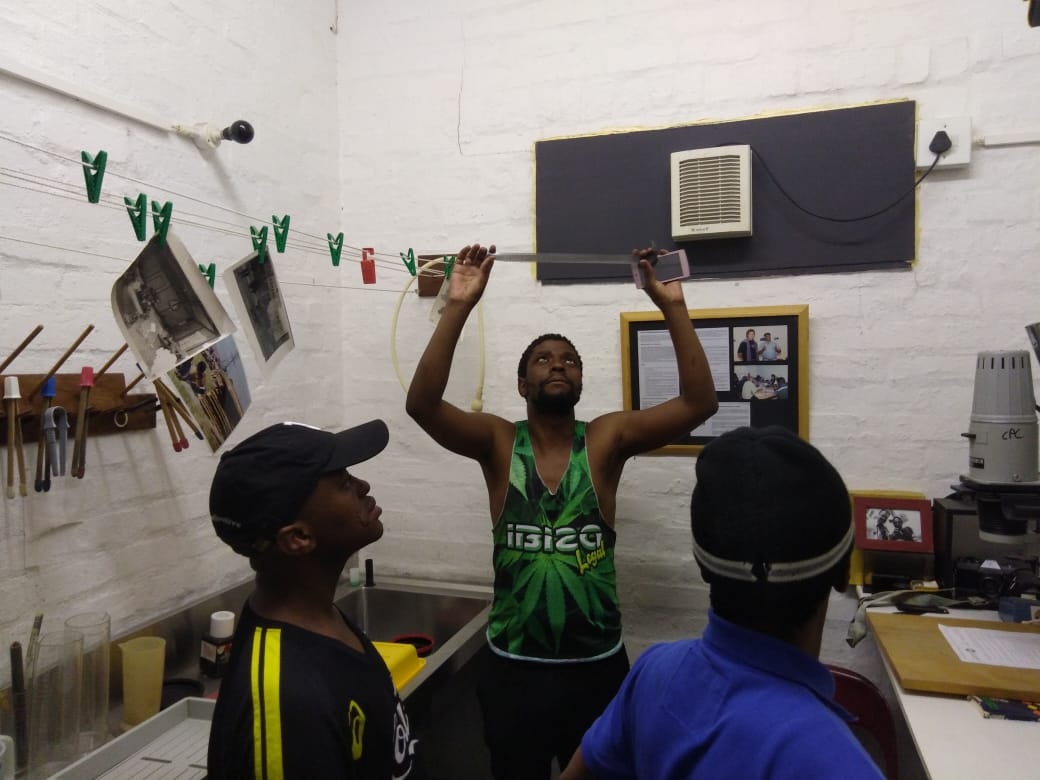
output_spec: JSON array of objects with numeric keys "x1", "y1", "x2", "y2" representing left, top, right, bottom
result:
[{"x1": 621, "y1": 305, "x2": 809, "y2": 454}]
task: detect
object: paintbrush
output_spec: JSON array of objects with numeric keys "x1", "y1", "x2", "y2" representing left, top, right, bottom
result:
[
  {"x1": 10, "y1": 641, "x2": 28, "y2": 772},
  {"x1": 25, "y1": 612, "x2": 42, "y2": 680}
]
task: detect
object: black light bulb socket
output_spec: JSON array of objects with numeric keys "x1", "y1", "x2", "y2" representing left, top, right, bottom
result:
[{"x1": 221, "y1": 120, "x2": 255, "y2": 144}]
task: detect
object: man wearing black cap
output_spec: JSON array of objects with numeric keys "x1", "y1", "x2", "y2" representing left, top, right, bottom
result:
[
  {"x1": 561, "y1": 426, "x2": 884, "y2": 779},
  {"x1": 206, "y1": 420, "x2": 420, "y2": 779}
]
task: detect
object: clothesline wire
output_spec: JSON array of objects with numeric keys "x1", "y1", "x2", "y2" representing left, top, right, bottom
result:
[
  {"x1": 0, "y1": 162, "x2": 342, "y2": 254},
  {"x1": 0, "y1": 233, "x2": 132, "y2": 263},
  {"x1": 0, "y1": 233, "x2": 428, "y2": 293},
  {"x1": 0, "y1": 170, "x2": 444, "y2": 279},
  {"x1": 0, "y1": 165, "x2": 409, "y2": 270},
  {"x1": 0, "y1": 131, "x2": 430, "y2": 264}
]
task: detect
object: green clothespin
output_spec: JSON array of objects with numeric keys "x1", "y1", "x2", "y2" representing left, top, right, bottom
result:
[
  {"x1": 81, "y1": 150, "x2": 108, "y2": 203},
  {"x1": 443, "y1": 254, "x2": 457, "y2": 280},
  {"x1": 151, "y1": 200, "x2": 172, "y2": 245},
  {"x1": 198, "y1": 263, "x2": 216, "y2": 288},
  {"x1": 327, "y1": 232, "x2": 344, "y2": 267},
  {"x1": 271, "y1": 214, "x2": 291, "y2": 253},
  {"x1": 251, "y1": 225, "x2": 269, "y2": 264},
  {"x1": 124, "y1": 193, "x2": 148, "y2": 241},
  {"x1": 400, "y1": 248, "x2": 417, "y2": 276}
]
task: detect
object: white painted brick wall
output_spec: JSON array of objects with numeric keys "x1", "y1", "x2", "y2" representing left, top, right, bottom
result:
[
  {"x1": 0, "y1": 1, "x2": 345, "y2": 680},
  {"x1": 336, "y1": 0, "x2": 1040, "y2": 657},
  {"x1": 3, "y1": 0, "x2": 1039, "y2": 698}
]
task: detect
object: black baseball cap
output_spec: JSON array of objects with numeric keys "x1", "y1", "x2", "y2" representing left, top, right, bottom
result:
[
  {"x1": 210, "y1": 420, "x2": 389, "y2": 556},
  {"x1": 691, "y1": 426, "x2": 852, "y2": 584}
]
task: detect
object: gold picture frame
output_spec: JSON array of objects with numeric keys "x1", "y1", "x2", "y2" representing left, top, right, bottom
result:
[{"x1": 620, "y1": 304, "x2": 809, "y2": 455}]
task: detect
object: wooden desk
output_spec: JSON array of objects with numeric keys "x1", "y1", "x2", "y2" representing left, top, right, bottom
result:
[
  {"x1": 867, "y1": 612, "x2": 1040, "y2": 699},
  {"x1": 868, "y1": 608, "x2": 1040, "y2": 779}
]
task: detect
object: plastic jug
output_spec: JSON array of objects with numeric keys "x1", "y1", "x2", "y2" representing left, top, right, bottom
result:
[{"x1": 118, "y1": 637, "x2": 166, "y2": 730}]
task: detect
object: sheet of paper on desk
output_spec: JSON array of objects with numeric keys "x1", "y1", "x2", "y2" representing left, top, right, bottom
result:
[{"x1": 939, "y1": 624, "x2": 1040, "y2": 669}]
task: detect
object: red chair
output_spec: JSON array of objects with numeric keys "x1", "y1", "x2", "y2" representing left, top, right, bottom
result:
[{"x1": 826, "y1": 664, "x2": 899, "y2": 780}]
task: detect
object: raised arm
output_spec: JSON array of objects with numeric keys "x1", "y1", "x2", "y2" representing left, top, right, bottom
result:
[
  {"x1": 596, "y1": 252, "x2": 719, "y2": 461},
  {"x1": 405, "y1": 243, "x2": 511, "y2": 463}
]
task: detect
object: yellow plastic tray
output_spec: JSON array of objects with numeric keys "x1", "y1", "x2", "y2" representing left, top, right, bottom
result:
[{"x1": 373, "y1": 641, "x2": 427, "y2": 690}]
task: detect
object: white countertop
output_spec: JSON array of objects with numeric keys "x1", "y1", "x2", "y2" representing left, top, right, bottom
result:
[{"x1": 869, "y1": 605, "x2": 1040, "y2": 779}]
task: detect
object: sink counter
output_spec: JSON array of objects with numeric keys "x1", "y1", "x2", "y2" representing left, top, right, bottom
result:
[
  {"x1": 113, "y1": 574, "x2": 492, "y2": 703},
  {"x1": 93, "y1": 575, "x2": 494, "y2": 778},
  {"x1": 332, "y1": 575, "x2": 492, "y2": 699}
]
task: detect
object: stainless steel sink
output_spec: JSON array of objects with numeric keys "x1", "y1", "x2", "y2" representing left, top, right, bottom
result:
[
  {"x1": 333, "y1": 576, "x2": 491, "y2": 698},
  {"x1": 336, "y1": 582, "x2": 488, "y2": 648}
]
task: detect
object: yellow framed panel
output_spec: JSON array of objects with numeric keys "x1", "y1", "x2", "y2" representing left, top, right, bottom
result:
[
  {"x1": 620, "y1": 304, "x2": 809, "y2": 455},
  {"x1": 847, "y1": 489, "x2": 929, "y2": 588}
]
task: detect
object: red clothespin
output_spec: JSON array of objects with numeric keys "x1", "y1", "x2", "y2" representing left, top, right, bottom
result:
[{"x1": 361, "y1": 247, "x2": 376, "y2": 284}]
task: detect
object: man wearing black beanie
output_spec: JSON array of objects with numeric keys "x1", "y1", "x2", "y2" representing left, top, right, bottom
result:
[{"x1": 562, "y1": 426, "x2": 884, "y2": 779}]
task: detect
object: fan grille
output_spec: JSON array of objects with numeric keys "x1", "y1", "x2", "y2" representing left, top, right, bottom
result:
[{"x1": 677, "y1": 155, "x2": 744, "y2": 226}]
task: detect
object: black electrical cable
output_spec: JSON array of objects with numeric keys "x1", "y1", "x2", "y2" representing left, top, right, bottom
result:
[{"x1": 751, "y1": 147, "x2": 941, "y2": 224}]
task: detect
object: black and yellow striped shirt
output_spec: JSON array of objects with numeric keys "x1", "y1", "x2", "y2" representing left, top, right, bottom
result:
[{"x1": 207, "y1": 601, "x2": 418, "y2": 778}]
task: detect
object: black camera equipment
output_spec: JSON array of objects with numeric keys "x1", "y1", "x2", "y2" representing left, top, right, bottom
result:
[{"x1": 954, "y1": 555, "x2": 1040, "y2": 601}]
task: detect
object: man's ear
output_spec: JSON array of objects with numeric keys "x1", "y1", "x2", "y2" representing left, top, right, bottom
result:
[
  {"x1": 517, "y1": 377, "x2": 528, "y2": 399},
  {"x1": 274, "y1": 521, "x2": 316, "y2": 556}
]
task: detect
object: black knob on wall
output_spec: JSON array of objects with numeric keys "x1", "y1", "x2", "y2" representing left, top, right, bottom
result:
[{"x1": 221, "y1": 120, "x2": 255, "y2": 144}]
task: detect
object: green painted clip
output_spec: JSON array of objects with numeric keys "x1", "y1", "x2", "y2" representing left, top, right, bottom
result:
[
  {"x1": 272, "y1": 214, "x2": 291, "y2": 253},
  {"x1": 198, "y1": 263, "x2": 216, "y2": 288},
  {"x1": 124, "y1": 193, "x2": 148, "y2": 241},
  {"x1": 327, "y1": 232, "x2": 344, "y2": 266},
  {"x1": 150, "y1": 200, "x2": 173, "y2": 245},
  {"x1": 81, "y1": 150, "x2": 108, "y2": 203},
  {"x1": 251, "y1": 225, "x2": 269, "y2": 264},
  {"x1": 443, "y1": 254, "x2": 457, "y2": 280},
  {"x1": 400, "y1": 248, "x2": 417, "y2": 276}
]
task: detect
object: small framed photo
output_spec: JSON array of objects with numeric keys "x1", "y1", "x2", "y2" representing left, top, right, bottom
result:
[{"x1": 853, "y1": 496, "x2": 933, "y2": 553}]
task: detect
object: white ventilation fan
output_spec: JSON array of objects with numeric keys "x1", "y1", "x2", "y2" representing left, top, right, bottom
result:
[{"x1": 670, "y1": 145, "x2": 752, "y2": 241}]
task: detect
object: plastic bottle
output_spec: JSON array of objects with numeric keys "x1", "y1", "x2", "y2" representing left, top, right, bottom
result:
[{"x1": 200, "y1": 611, "x2": 235, "y2": 678}]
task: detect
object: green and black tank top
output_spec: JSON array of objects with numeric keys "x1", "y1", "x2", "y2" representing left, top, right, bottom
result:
[{"x1": 486, "y1": 420, "x2": 622, "y2": 662}]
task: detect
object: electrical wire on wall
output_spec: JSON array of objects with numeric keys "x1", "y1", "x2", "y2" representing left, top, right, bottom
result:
[{"x1": 751, "y1": 147, "x2": 943, "y2": 223}]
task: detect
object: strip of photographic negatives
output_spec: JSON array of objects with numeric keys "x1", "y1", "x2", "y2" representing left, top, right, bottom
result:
[
  {"x1": 111, "y1": 232, "x2": 236, "y2": 379},
  {"x1": 223, "y1": 250, "x2": 295, "y2": 376},
  {"x1": 620, "y1": 305, "x2": 808, "y2": 454}
]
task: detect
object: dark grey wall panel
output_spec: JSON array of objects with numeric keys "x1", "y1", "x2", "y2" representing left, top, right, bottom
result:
[{"x1": 534, "y1": 101, "x2": 916, "y2": 283}]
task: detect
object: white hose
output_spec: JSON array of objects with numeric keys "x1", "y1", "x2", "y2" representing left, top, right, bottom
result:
[{"x1": 390, "y1": 258, "x2": 486, "y2": 412}]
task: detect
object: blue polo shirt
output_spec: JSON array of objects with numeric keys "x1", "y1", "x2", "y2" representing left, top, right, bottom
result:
[{"x1": 580, "y1": 611, "x2": 884, "y2": 779}]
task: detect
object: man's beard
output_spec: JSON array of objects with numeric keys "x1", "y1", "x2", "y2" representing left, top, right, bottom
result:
[{"x1": 530, "y1": 382, "x2": 580, "y2": 415}]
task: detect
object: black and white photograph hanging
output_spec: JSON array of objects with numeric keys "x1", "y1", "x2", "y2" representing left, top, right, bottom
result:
[
  {"x1": 111, "y1": 232, "x2": 235, "y2": 378},
  {"x1": 223, "y1": 250, "x2": 294, "y2": 375}
]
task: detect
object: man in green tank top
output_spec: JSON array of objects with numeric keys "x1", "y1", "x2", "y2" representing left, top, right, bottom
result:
[{"x1": 406, "y1": 242, "x2": 719, "y2": 779}]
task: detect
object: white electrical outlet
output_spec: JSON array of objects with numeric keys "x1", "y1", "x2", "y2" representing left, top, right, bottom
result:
[{"x1": 916, "y1": 117, "x2": 972, "y2": 169}]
